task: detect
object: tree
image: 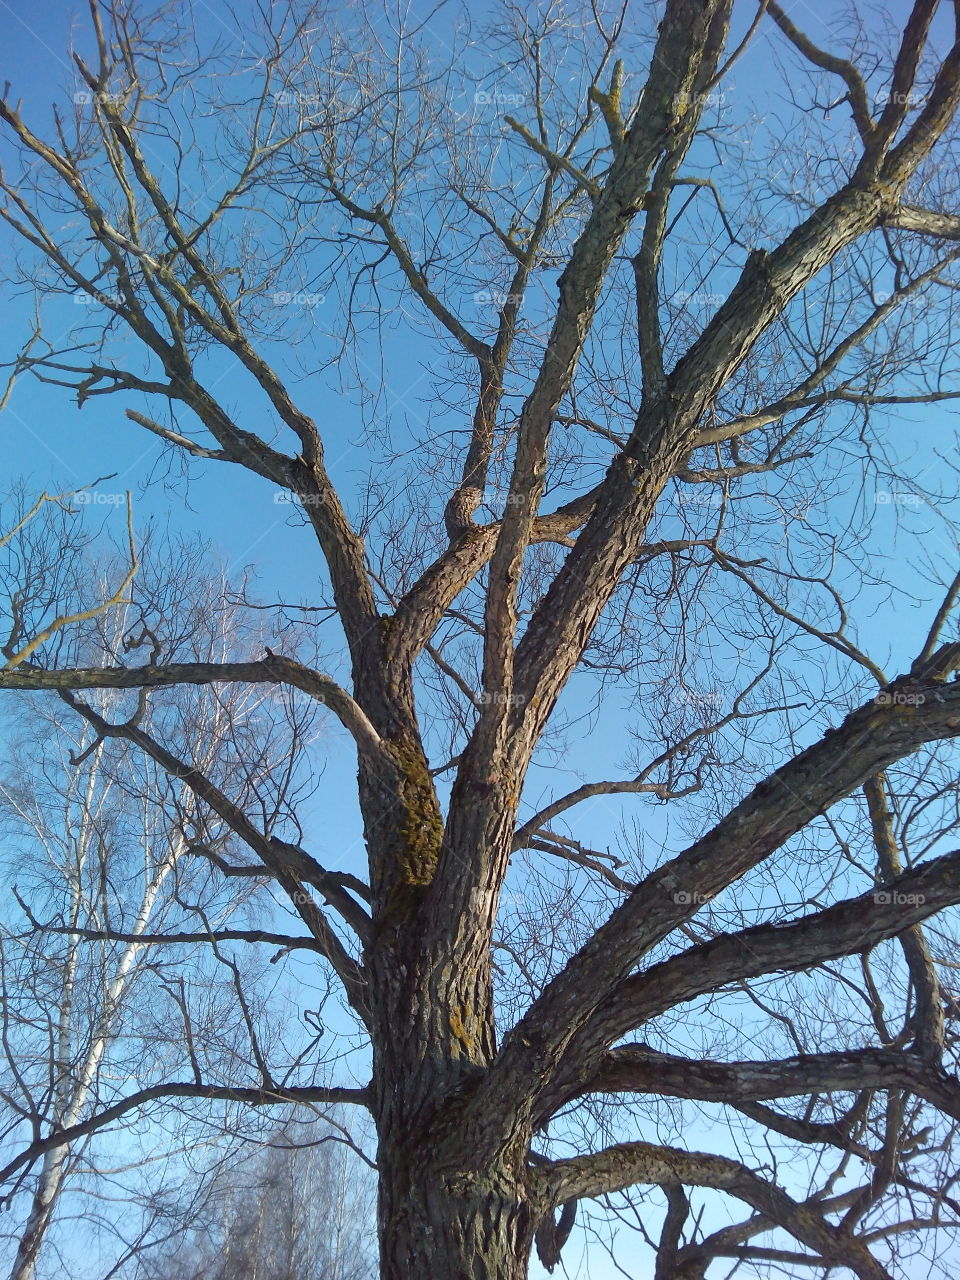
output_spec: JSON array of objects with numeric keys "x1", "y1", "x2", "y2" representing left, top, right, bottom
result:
[
  {"x1": 139, "y1": 1114, "x2": 376, "y2": 1280},
  {"x1": 2, "y1": 0, "x2": 960, "y2": 1275},
  {"x1": 0, "y1": 516, "x2": 342, "y2": 1279}
]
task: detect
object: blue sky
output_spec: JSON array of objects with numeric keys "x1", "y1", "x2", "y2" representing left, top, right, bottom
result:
[{"x1": 2, "y1": 0, "x2": 960, "y2": 1276}]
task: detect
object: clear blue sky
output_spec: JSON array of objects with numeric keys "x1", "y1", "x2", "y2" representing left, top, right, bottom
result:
[{"x1": 1, "y1": 1, "x2": 959, "y2": 1277}]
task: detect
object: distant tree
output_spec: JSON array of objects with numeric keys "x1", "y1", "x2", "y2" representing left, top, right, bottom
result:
[
  {"x1": 0, "y1": 512, "x2": 336, "y2": 1279},
  {"x1": 140, "y1": 1116, "x2": 376, "y2": 1280},
  {"x1": 2, "y1": 2, "x2": 960, "y2": 1277}
]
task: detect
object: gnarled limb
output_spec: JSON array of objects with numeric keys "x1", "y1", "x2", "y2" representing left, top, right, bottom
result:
[
  {"x1": 542, "y1": 846, "x2": 960, "y2": 1119},
  {"x1": 533, "y1": 1138, "x2": 891, "y2": 1280},
  {"x1": 468, "y1": 657, "x2": 960, "y2": 1154}
]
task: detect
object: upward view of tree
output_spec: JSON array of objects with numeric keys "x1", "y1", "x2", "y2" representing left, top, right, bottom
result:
[{"x1": 2, "y1": 0, "x2": 960, "y2": 1276}]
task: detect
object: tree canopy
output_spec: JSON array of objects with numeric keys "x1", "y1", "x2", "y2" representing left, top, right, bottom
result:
[{"x1": 2, "y1": 1, "x2": 960, "y2": 1277}]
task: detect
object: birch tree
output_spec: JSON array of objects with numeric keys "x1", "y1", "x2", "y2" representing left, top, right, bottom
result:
[
  {"x1": 0, "y1": 524, "x2": 343, "y2": 1279},
  {"x1": 2, "y1": 1, "x2": 960, "y2": 1276}
]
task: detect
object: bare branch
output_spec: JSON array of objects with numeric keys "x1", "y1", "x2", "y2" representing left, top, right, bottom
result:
[
  {"x1": 2, "y1": 496, "x2": 137, "y2": 670},
  {"x1": 0, "y1": 656, "x2": 386, "y2": 763},
  {"x1": 0, "y1": 1080, "x2": 372, "y2": 1200},
  {"x1": 58, "y1": 691, "x2": 372, "y2": 1011},
  {"x1": 534, "y1": 1139, "x2": 890, "y2": 1279}
]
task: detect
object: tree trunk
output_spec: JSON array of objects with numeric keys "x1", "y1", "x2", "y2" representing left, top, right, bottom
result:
[
  {"x1": 7, "y1": 1152, "x2": 66, "y2": 1280},
  {"x1": 376, "y1": 1140, "x2": 536, "y2": 1280},
  {"x1": 355, "y1": 669, "x2": 540, "y2": 1279},
  {"x1": 368, "y1": 945, "x2": 538, "y2": 1279},
  {"x1": 367, "y1": 943, "x2": 539, "y2": 1280}
]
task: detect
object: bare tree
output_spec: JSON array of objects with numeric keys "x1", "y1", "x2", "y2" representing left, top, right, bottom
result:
[
  {"x1": 0, "y1": 518, "x2": 351, "y2": 1279},
  {"x1": 2, "y1": 1, "x2": 960, "y2": 1276},
  {"x1": 139, "y1": 1113, "x2": 376, "y2": 1280}
]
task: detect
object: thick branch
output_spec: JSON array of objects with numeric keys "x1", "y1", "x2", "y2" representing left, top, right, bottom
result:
[
  {"x1": 571, "y1": 1044, "x2": 960, "y2": 1121},
  {"x1": 468, "y1": 655, "x2": 960, "y2": 1151},
  {"x1": 542, "y1": 844, "x2": 960, "y2": 1117},
  {"x1": 0, "y1": 657, "x2": 385, "y2": 762},
  {"x1": 766, "y1": 2, "x2": 874, "y2": 142},
  {"x1": 509, "y1": 22, "x2": 960, "y2": 745},
  {"x1": 884, "y1": 203, "x2": 960, "y2": 240},
  {"x1": 535, "y1": 1140, "x2": 889, "y2": 1279},
  {"x1": 0, "y1": 1080, "x2": 371, "y2": 1199}
]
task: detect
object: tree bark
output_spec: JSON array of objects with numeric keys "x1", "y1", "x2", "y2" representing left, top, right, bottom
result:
[
  {"x1": 7, "y1": 1155, "x2": 65, "y2": 1280},
  {"x1": 366, "y1": 841, "x2": 538, "y2": 1280},
  {"x1": 376, "y1": 1148, "x2": 535, "y2": 1280},
  {"x1": 370, "y1": 980, "x2": 538, "y2": 1280}
]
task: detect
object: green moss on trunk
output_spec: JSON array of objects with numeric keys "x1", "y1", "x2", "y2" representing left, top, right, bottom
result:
[{"x1": 388, "y1": 735, "x2": 444, "y2": 888}]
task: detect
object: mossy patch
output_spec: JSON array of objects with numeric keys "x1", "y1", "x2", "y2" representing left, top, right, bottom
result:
[
  {"x1": 449, "y1": 1004, "x2": 479, "y2": 1057},
  {"x1": 388, "y1": 735, "x2": 443, "y2": 889}
]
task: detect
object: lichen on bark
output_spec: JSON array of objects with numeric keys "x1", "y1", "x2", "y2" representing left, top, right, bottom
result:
[{"x1": 387, "y1": 735, "x2": 444, "y2": 888}]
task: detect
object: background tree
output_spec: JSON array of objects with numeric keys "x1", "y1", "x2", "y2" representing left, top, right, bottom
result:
[
  {"x1": 0, "y1": 503, "x2": 364, "y2": 1279},
  {"x1": 139, "y1": 1113, "x2": 376, "y2": 1280},
  {"x1": 2, "y1": 1, "x2": 960, "y2": 1277}
]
